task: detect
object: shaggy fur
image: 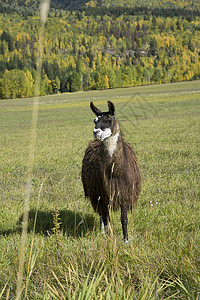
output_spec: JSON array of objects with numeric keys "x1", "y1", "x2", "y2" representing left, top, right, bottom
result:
[{"x1": 82, "y1": 101, "x2": 141, "y2": 241}]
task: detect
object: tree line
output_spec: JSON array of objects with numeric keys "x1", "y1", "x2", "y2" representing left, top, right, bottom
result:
[{"x1": 0, "y1": 4, "x2": 200, "y2": 99}]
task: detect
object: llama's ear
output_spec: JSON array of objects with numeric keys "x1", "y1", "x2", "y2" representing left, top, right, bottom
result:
[
  {"x1": 90, "y1": 102, "x2": 102, "y2": 116},
  {"x1": 108, "y1": 101, "x2": 115, "y2": 116}
]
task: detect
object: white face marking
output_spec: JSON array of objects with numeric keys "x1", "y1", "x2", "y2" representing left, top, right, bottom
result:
[
  {"x1": 104, "y1": 132, "x2": 119, "y2": 157},
  {"x1": 93, "y1": 128, "x2": 112, "y2": 141},
  {"x1": 96, "y1": 116, "x2": 101, "y2": 122}
]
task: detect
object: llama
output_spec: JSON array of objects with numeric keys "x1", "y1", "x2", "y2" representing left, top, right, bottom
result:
[{"x1": 81, "y1": 101, "x2": 141, "y2": 241}]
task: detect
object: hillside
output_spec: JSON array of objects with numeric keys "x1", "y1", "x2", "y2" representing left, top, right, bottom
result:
[
  {"x1": 1, "y1": 0, "x2": 200, "y2": 12},
  {"x1": 0, "y1": 0, "x2": 200, "y2": 99}
]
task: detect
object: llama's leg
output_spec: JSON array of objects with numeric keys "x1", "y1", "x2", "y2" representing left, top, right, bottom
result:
[
  {"x1": 100, "y1": 209, "x2": 110, "y2": 235},
  {"x1": 100, "y1": 216, "x2": 105, "y2": 234},
  {"x1": 121, "y1": 207, "x2": 128, "y2": 242}
]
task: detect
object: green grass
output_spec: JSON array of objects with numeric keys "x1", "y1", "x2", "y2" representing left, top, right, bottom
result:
[{"x1": 0, "y1": 81, "x2": 200, "y2": 299}]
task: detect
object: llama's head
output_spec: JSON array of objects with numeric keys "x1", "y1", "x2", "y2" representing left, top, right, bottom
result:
[{"x1": 90, "y1": 101, "x2": 119, "y2": 142}]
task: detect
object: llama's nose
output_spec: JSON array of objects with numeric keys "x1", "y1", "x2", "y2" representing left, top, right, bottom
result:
[{"x1": 93, "y1": 128, "x2": 100, "y2": 137}]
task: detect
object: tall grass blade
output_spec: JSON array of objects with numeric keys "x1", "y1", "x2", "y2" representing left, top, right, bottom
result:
[
  {"x1": 0, "y1": 278, "x2": 10, "y2": 298},
  {"x1": 24, "y1": 182, "x2": 43, "y2": 299},
  {"x1": 15, "y1": 1, "x2": 50, "y2": 299}
]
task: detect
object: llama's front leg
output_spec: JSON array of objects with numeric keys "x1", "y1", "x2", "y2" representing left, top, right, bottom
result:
[
  {"x1": 100, "y1": 210, "x2": 110, "y2": 235},
  {"x1": 121, "y1": 207, "x2": 128, "y2": 242},
  {"x1": 100, "y1": 216, "x2": 106, "y2": 234}
]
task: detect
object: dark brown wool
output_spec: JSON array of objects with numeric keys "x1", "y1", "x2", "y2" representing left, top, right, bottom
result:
[{"x1": 82, "y1": 101, "x2": 141, "y2": 241}]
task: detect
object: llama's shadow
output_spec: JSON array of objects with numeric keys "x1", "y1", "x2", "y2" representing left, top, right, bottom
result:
[{"x1": 0, "y1": 210, "x2": 96, "y2": 238}]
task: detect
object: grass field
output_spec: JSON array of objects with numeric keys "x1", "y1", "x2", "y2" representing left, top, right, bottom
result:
[{"x1": 0, "y1": 81, "x2": 200, "y2": 299}]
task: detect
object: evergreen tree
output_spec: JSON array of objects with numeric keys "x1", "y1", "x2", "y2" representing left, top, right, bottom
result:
[
  {"x1": 70, "y1": 71, "x2": 81, "y2": 92},
  {"x1": 1, "y1": 31, "x2": 14, "y2": 52}
]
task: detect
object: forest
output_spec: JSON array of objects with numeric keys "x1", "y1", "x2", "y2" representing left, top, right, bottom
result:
[{"x1": 0, "y1": 0, "x2": 200, "y2": 99}]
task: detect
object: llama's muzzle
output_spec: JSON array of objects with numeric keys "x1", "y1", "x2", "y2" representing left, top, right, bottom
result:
[{"x1": 93, "y1": 128, "x2": 101, "y2": 140}]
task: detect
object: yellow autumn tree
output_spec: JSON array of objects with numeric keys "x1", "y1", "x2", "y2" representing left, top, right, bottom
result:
[{"x1": 96, "y1": 74, "x2": 110, "y2": 90}]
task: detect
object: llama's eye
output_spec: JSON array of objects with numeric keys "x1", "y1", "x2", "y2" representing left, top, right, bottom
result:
[{"x1": 94, "y1": 117, "x2": 100, "y2": 124}]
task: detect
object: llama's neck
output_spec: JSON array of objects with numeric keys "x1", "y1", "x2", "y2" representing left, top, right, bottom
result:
[{"x1": 103, "y1": 131, "x2": 120, "y2": 157}]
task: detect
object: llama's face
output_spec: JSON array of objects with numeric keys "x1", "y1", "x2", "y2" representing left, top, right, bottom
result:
[
  {"x1": 93, "y1": 114, "x2": 114, "y2": 141},
  {"x1": 90, "y1": 101, "x2": 116, "y2": 142}
]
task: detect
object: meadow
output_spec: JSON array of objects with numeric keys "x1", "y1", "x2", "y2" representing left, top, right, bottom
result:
[{"x1": 0, "y1": 80, "x2": 200, "y2": 299}]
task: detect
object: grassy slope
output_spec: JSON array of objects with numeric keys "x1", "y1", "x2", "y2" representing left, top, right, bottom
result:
[{"x1": 0, "y1": 81, "x2": 200, "y2": 299}]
